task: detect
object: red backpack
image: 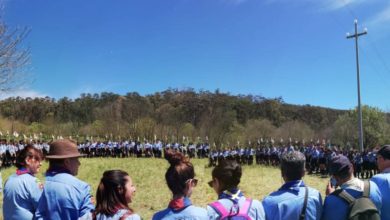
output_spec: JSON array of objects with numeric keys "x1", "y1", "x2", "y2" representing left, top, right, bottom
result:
[{"x1": 209, "y1": 198, "x2": 252, "y2": 220}]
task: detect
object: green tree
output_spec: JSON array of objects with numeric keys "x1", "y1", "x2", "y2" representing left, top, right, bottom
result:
[{"x1": 332, "y1": 105, "x2": 388, "y2": 149}]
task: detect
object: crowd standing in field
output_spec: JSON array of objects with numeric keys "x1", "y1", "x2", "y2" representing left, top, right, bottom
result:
[
  {"x1": 0, "y1": 139, "x2": 381, "y2": 180},
  {"x1": 1, "y1": 138, "x2": 389, "y2": 220}
]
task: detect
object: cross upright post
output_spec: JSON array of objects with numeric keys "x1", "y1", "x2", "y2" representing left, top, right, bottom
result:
[{"x1": 346, "y1": 19, "x2": 367, "y2": 153}]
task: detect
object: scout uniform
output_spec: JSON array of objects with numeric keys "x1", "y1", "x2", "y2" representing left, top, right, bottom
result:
[
  {"x1": 152, "y1": 197, "x2": 208, "y2": 220},
  {"x1": 3, "y1": 169, "x2": 43, "y2": 219},
  {"x1": 262, "y1": 180, "x2": 322, "y2": 220},
  {"x1": 35, "y1": 140, "x2": 94, "y2": 220}
]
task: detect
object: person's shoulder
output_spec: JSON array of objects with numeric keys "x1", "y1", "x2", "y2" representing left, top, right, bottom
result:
[
  {"x1": 307, "y1": 186, "x2": 320, "y2": 193},
  {"x1": 262, "y1": 191, "x2": 281, "y2": 205},
  {"x1": 372, "y1": 173, "x2": 390, "y2": 182},
  {"x1": 250, "y1": 198, "x2": 263, "y2": 208},
  {"x1": 307, "y1": 186, "x2": 321, "y2": 198},
  {"x1": 6, "y1": 173, "x2": 35, "y2": 185},
  {"x1": 125, "y1": 213, "x2": 141, "y2": 220},
  {"x1": 324, "y1": 191, "x2": 348, "y2": 205},
  {"x1": 186, "y1": 205, "x2": 208, "y2": 215},
  {"x1": 368, "y1": 180, "x2": 380, "y2": 188},
  {"x1": 48, "y1": 173, "x2": 90, "y2": 189},
  {"x1": 152, "y1": 208, "x2": 171, "y2": 220},
  {"x1": 4, "y1": 173, "x2": 17, "y2": 182},
  {"x1": 367, "y1": 180, "x2": 382, "y2": 199},
  {"x1": 249, "y1": 199, "x2": 265, "y2": 214}
]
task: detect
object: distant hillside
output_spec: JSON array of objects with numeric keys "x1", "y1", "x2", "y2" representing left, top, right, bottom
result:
[{"x1": 1, "y1": 88, "x2": 387, "y2": 148}]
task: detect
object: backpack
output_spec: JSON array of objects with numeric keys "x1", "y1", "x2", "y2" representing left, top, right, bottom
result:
[
  {"x1": 332, "y1": 180, "x2": 380, "y2": 220},
  {"x1": 209, "y1": 198, "x2": 252, "y2": 220}
]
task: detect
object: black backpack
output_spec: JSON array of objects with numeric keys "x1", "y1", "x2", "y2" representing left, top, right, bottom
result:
[{"x1": 332, "y1": 181, "x2": 380, "y2": 220}]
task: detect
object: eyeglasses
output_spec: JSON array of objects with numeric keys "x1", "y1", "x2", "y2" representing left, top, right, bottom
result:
[{"x1": 186, "y1": 178, "x2": 198, "y2": 187}]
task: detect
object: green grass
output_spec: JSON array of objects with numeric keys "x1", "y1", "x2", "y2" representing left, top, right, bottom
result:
[{"x1": 0, "y1": 158, "x2": 329, "y2": 219}]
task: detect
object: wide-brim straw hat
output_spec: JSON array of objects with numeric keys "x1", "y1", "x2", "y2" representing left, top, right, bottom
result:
[{"x1": 46, "y1": 139, "x2": 85, "y2": 159}]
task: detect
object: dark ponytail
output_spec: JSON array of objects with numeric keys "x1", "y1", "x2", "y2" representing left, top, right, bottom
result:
[{"x1": 164, "y1": 149, "x2": 194, "y2": 195}]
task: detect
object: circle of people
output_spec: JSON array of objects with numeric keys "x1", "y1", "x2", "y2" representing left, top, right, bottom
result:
[
  {"x1": 1, "y1": 139, "x2": 380, "y2": 180},
  {"x1": 2, "y1": 139, "x2": 390, "y2": 220}
]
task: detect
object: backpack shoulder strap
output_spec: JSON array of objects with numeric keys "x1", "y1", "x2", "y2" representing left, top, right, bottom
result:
[
  {"x1": 238, "y1": 198, "x2": 252, "y2": 215},
  {"x1": 300, "y1": 186, "x2": 309, "y2": 220},
  {"x1": 363, "y1": 180, "x2": 370, "y2": 198},
  {"x1": 209, "y1": 201, "x2": 229, "y2": 217},
  {"x1": 333, "y1": 189, "x2": 356, "y2": 205}
]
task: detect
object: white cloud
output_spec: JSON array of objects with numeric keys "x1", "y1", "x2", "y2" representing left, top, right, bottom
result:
[
  {"x1": 366, "y1": 4, "x2": 390, "y2": 27},
  {"x1": 262, "y1": 0, "x2": 364, "y2": 11},
  {"x1": 0, "y1": 89, "x2": 47, "y2": 100},
  {"x1": 324, "y1": 0, "x2": 361, "y2": 11}
]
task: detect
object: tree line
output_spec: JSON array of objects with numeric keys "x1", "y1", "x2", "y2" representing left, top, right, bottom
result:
[{"x1": 0, "y1": 88, "x2": 389, "y2": 149}]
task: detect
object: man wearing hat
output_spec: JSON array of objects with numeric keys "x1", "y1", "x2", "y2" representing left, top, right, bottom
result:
[
  {"x1": 35, "y1": 139, "x2": 94, "y2": 220},
  {"x1": 371, "y1": 145, "x2": 390, "y2": 220},
  {"x1": 322, "y1": 154, "x2": 382, "y2": 220}
]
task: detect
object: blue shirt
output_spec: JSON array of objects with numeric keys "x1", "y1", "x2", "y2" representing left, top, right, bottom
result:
[
  {"x1": 3, "y1": 173, "x2": 43, "y2": 220},
  {"x1": 96, "y1": 209, "x2": 141, "y2": 220},
  {"x1": 322, "y1": 180, "x2": 382, "y2": 220},
  {"x1": 262, "y1": 180, "x2": 322, "y2": 220},
  {"x1": 35, "y1": 172, "x2": 95, "y2": 220},
  {"x1": 152, "y1": 197, "x2": 208, "y2": 220},
  {"x1": 207, "y1": 196, "x2": 265, "y2": 220},
  {"x1": 371, "y1": 171, "x2": 390, "y2": 220}
]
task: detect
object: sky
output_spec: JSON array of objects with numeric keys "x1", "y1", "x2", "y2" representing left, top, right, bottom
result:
[{"x1": 2, "y1": 0, "x2": 390, "y2": 111}]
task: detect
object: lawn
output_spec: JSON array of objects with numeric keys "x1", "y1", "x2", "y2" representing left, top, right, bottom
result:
[{"x1": 0, "y1": 158, "x2": 329, "y2": 219}]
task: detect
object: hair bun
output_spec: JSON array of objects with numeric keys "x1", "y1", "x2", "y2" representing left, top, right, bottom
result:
[{"x1": 165, "y1": 150, "x2": 186, "y2": 166}]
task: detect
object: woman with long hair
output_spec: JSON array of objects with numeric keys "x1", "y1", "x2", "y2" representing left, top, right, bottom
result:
[
  {"x1": 95, "y1": 170, "x2": 141, "y2": 220},
  {"x1": 152, "y1": 150, "x2": 207, "y2": 220},
  {"x1": 3, "y1": 144, "x2": 44, "y2": 219},
  {"x1": 207, "y1": 159, "x2": 265, "y2": 220}
]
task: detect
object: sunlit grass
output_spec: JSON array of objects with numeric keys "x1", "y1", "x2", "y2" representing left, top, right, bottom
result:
[{"x1": 0, "y1": 158, "x2": 329, "y2": 220}]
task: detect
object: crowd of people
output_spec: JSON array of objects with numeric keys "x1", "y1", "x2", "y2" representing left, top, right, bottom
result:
[
  {"x1": 0, "y1": 139, "x2": 380, "y2": 181},
  {"x1": 1, "y1": 138, "x2": 389, "y2": 220}
]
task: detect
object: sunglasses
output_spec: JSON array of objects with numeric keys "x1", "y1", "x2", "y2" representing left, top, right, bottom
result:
[{"x1": 186, "y1": 178, "x2": 198, "y2": 187}]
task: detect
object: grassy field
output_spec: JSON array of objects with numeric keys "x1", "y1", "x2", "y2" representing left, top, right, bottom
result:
[{"x1": 0, "y1": 158, "x2": 329, "y2": 219}]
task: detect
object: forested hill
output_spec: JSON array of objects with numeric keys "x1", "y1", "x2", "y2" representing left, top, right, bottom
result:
[
  {"x1": 0, "y1": 89, "x2": 346, "y2": 128},
  {"x1": 0, "y1": 89, "x2": 354, "y2": 145}
]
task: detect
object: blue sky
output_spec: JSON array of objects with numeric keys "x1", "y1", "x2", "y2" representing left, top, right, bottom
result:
[{"x1": 2, "y1": 0, "x2": 390, "y2": 111}]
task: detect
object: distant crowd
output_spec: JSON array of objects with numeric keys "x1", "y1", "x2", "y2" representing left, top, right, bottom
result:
[
  {"x1": 1, "y1": 139, "x2": 390, "y2": 220},
  {"x1": 0, "y1": 139, "x2": 381, "y2": 180}
]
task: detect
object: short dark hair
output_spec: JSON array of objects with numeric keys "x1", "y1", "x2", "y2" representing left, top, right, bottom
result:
[
  {"x1": 164, "y1": 149, "x2": 194, "y2": 195},
  {"x1": 15, "y1": 144, "x2": 43, "y2": 169},
  {"x1": 280, "y1": 151, "x2": 306, "y2": 181},
  {"x1": 95, "y1": 170, "x2": 132, "y2": 215},
  {"x1": 377, "y1": 145, "x2": 390, "y2": 160},
  {"x1": 212, "y1": 159, "x2": 242, "y2": 191}
]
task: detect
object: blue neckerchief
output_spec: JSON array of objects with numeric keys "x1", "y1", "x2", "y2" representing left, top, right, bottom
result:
[
  {"x1": 168, "y1": 196, "x2": 192, "y2": 212},
  {"x1": 46, "y1": 166, "x2": 72, "y2": 177},
  {"x1": 279, "y1": 180, "x2": 305, "y2": 192},
  {"x1": 218, "y1": 188, "x2": 244, "y2": 204}
]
